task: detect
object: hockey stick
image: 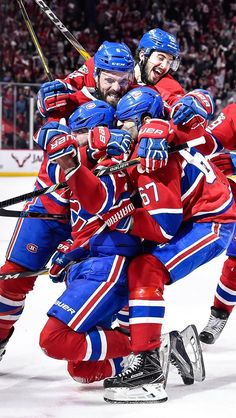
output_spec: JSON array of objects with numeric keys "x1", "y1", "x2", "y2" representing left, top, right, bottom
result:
[
  {"x1": 96, "y1": 136, "x2": 206, "y2": 176},
  {"x1": 17, "y1": 0, "x2": 53, "y2": 81},
  {"x1": 33, "y1": 0, "x2": 91, "y2": 61},
  {"x1": 0, "y1": 182, "x2": 67, "y2": 209},
  {"x1": 0, "y1": 137, "x2": 205, "y2": 213},
  {"x1": 0, "y1": 208, "x2": 69, "y2": 221},
  {"x1": 0, "y1": 268, "x2": 49, "y2": 281}
]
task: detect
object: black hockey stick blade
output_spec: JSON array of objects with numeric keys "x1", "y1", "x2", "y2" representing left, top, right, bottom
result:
[
  {"x1": 0, "y1": 182, "x2": 68, "y2": 209},
  {"x1": 0, "y1": 208, "x2": 69, "y2": 220},
  {"x1": 96, "y1": 136, "x2": 206, "y2": 177},
  {"x1": 0, "y1": 268, "x2": 49, "y2": 281}
]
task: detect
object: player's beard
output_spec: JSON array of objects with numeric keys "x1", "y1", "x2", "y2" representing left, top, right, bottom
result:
[
  {"x1": 96, "y1": 88, "x2": 123, "y2": 107},
  {"x1": 141, "y1": 61, "x2": 168, "y2": 85}
]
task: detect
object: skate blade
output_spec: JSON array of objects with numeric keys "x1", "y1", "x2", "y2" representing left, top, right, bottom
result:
[
  {"x1": 180, "y1": 324, "x2": 206, "y2": 382},
  {"x1": 160, "y1": 332, "x2": 171, "y2": 387},
  {"x1": 104, "y1": 383, "x2": 168, "y2": 404}
]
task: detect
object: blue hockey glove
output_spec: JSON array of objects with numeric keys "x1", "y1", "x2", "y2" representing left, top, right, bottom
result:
[
  {"x1": 49, "y1": 240, "x2": 88, "y2": 283},
  {"x1": 49, "y1": 239, "x2": 73, "y2": 283},
  {"x1": 107, "y1": 129, "x2": 133, "y2": 157},
  {"x1": 172, "y1": 89, "x2": 215, "y2": 126},
  {"x1": 37, "y1": 80, "x2": 75, "y2": 118},
  {"x1": 137, "y1": 119, "x2": 170, "y2": 172}
]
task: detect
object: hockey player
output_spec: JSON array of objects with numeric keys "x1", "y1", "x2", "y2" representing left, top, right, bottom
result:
[
  {"x1": 0, "y1": 94, "x2": 131, "y2": 361},
  {"x1": 37, "y1": 41, "x2": 135, "y2": 120},
  {"x1": 196, "y1": 104, "x2": 236, "y2": 344},
  {"x1": 100, "y1": 94, "x2": 236, "y2": 403},
  {"x1": 40, "y1": 88, "x2": 216, "y2": 401}
]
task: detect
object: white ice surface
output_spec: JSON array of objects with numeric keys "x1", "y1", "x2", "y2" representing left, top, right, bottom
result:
[{"x1": 0, "y1": 177, "x2": 235, "y2": 418}]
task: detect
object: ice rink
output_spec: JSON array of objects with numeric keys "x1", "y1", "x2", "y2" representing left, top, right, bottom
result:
[{"x1": 0, "y1": 177, "x2": 236, "y2": 418}]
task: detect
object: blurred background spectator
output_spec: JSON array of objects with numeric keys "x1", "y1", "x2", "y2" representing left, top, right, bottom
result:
[{"x1": 0, "y1": 0, "x2": 235, "y2": 148}]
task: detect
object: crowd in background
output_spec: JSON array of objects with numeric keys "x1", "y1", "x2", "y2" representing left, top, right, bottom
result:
[{"x1": 0, "y1": 0, "x2": 236, "y2": 148}]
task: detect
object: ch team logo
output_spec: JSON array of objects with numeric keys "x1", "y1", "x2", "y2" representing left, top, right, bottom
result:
[
  {"x1": 86, "y1": 102, "x2": 96, "y2": 109},
  {"x1": 132, "y1": 90, "x2": 142, "y2": 99},
  {"x1": 27, "y1": 243, "x2": 38, "y2": 253}
]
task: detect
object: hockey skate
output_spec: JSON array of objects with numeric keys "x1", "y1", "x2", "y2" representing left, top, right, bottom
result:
[
  {"x1": 199, "y1": 307, "x2": 230, "y2": 344},
  {"x1": 0, "y1": 327, "x2": 14, "y2": 361},
  {"x1": 103, "y1": 348, "x2": 168, "y2": 403}
]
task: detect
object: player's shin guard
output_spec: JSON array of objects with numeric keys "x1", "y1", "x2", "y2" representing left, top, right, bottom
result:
[
  {"x1": 128, "y1": 255, "x2": 169, "y2": 353},
  {"x1": 40, "y1": 317, "x2": 132, "y2": 362},
  {"x1": 0, "y1": 260, "x2": 37, "y2": 340}
]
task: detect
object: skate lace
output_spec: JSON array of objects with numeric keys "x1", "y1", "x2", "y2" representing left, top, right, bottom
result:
[
  {"x1": 204, "y1": 314, "x2": 228, "y2": 336},
  {"x1": 118, "y1": 353, "x2": 143, "y2": 377}
]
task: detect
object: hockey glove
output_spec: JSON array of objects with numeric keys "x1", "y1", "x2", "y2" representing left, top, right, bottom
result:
[
  {"x1": 87, "y1": 126, "x2": 111, "y2": 160},
  {"x1": 137, "y1": 119, "x2": 170, "y2": 172},
  {"x1": 34, "y1": 120, "x2": 72, "y2": 151},
  {"x1": 172, "y1": 89, "x2": 215, "y2": 126},
  {"x1": 87, "y1": 127, "x2": 132, "y2": 161},
  {"x1": 49, "y1": 239, "x2": 74, "y2": 283},
  {"x1": 49, "y1": 240, "x2": 88, "y2": 283},
  {"x1": 37, "y1": 80, "x2": 75, "y2": 118},
  {"x1": 46, "y1": 132, "x2": 79, "y2": 163},
  {"x1": 209, "y1": 152, "x2": 236, "y2": 176},
  {"x1": 107, "y1": 129, "x2": 133, "y2": 157}
]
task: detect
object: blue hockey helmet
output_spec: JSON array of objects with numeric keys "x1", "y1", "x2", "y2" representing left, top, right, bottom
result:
[
  {"x1": 94, "y1": 41, "x2": 135, "y2": 74},
  {"x1": 116, "y1": 87, "x2": 164, "y2": 130},
  {"x1": 68, "y1": 100, "x2": 115, "y2": 131},
  {"x1": 138, "y1": 28, "x2": 180, "y2": 71}
]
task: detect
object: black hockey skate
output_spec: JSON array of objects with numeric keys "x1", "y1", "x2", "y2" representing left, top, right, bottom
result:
[
  {"x1": 103, "y1": 348, "x2": 168, "y2": 403},
  {"x1": 170, "y1": 330, "x2": 194, "y2": 385},
  {"x1": 0, "y1": 327, "x2": 14, "y2": 361},
  {"x1": 199, "y1": 307, "x2": 230, "y2": 344}
]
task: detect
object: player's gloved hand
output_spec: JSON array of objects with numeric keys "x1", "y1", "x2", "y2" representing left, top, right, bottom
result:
[
  {"x1": 35, "y1": 118, "x2": 78, "y2": 163},
  {"x1": 107, "y1": 129, "x2": 132, "y2": 157},
  {"x1": 37, "y1": 80, "x2": 75, "y2": 118},
  {"x1": 99, "y1": 198, "x2": 135, "y2": 232},
  {"x1": 49, "y1": 239, "x2": 73, "y2": 283},
  {"x1": 87, "y1": 126, "x2": 110, "y2": 160},
  {"x1": 171, "y1": 89, "x2": 214, "y2": 126},
  {"x1": 137, "y1": 119, "x2": 170, "y2": 172},
  {"x1": 87, "y1": 127, "x2": 132, "y2": 161},
  {"x1": 34, "y1": 120, "x2": 73, "y2": 151},
  {"x1": 46, "y1": 131, "x2": 79, "y2": 163},
  {"x1": 209, "y1": 152, "x2": 236, "y2": 176},
  {"x1": 49, "y1": 240, "x2": 89, "y2": 283}
]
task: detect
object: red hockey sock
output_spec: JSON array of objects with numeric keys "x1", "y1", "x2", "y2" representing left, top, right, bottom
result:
[
  {"x1": 214, "y1": 256, "x2": 236, "y2": 313},
  {"x1": 128, "y1": 254, "x2": 169, "y2": 353},
  {"x1": 0, "y1": 260, "x2": 37, "y2": 340}
]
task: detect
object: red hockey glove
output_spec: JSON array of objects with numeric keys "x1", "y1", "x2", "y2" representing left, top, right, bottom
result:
[
  {"x1": 46, "y1": 133, "x2": 79, "y2": 163},
  {"x1": 88, "y1": 126, "x2": 110, "y2": 160},
  {"x1": 209, "y1": 152, "x2": 236, "y2": 176}
]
